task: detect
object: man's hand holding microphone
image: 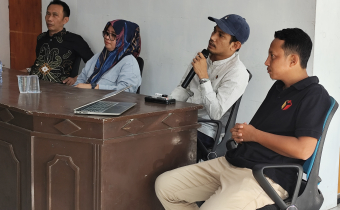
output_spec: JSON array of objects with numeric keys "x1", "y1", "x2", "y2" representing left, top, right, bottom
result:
[{"x1": 181, "y1": 49, "x2": 210, "y2": 88}]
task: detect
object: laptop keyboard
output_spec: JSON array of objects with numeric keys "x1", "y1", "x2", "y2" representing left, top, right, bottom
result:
[{"x1": 77, "y1": 101, "x2": 118, "y2": 113}]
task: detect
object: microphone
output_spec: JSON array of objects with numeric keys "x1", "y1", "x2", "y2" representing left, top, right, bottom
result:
[{"x1": 181, "y1": 49, "x2": 210, "y2": 88}]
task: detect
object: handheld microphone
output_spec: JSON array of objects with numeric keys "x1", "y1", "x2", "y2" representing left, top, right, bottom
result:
[{"x1": 181, "y1": 49, "x2": 209, "y2": 88}]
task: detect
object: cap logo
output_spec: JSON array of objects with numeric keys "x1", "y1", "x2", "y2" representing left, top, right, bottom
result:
[{"x1": 281, "y1": 100, "x2": 292, "y2": 110}]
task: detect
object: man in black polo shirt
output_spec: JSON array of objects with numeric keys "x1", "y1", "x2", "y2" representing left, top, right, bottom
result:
[
  {"x1": 155, "y1": 28, "x2": 330, "y2": 210},
  {"x1": 24, "y1": 0, "x2": 93, "y2": 85}
]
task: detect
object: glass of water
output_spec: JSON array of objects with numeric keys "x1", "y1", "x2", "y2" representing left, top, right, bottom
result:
[
  {"x1": 17, "y1": 75, "x2": 29, "y2": 93},
  {"x1": 27, "y1": 75, "x2": 40, "y2": 93},
  {"x1": 17, "y1": 75, "x2": 41, "y2": 93}
]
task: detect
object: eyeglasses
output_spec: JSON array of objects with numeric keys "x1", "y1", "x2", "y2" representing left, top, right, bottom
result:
[{"x1": 102, "y1": 31, "x2": 117, "y2": 41}]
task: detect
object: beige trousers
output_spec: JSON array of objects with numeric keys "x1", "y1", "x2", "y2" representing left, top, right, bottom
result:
[{"x1": 155, "y1": 157, "x2": 288, "y2": 210}]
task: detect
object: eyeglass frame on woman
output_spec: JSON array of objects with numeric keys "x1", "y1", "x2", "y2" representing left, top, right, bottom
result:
[{"x1": 102, "y1": 31, "x2": 117, "y2": 41}]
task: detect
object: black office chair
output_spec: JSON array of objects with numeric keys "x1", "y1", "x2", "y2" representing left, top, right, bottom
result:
[
  {"x1": 197, "y1": 70, "x2": 252, "y2": 161},
  {"x1": 70, "y1": 55, "x2": 81, "y2": 77},
  {"x1": 136, "y1": 57, "x2": 144, "y2": 94},
  {"x1": 253, "y1": 96, "x2": 338, "y2": 210}
]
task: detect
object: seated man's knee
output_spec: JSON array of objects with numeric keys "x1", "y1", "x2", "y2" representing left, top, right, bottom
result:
[{"x1": 155, "y1": 171, "x2": 172, "y2": 196}]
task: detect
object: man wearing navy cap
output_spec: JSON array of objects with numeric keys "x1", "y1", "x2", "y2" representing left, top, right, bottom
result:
[
  {"x1": 171, "y1": 14, "x2": 250, "y2": 159},
  {"x1": 156, "y1": 28, "x2": 331, "y2": 209}
]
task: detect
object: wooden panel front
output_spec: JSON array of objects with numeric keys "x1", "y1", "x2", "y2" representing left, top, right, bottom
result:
[
  {"x1": 0, "y1": 68, "x2": 203, "y2": 210},
  {"x1": 0, "y1": 123, "x2": 33, "y2": 210},
  {"x1": 31, "y1": 126, "x2": 198, "y2": 210},
  {"x1": 47, "y1": 155, "x2": 80, "y2": 210},
  {"x1": 0, "y1": 140, "x2": 20, "y2": 210},
  {"x1": 33, "y1": 136, "x2": 94, "y2": 210},
  {"x1": 101, "y1": 129, "x2": 197, "y2": 210}
]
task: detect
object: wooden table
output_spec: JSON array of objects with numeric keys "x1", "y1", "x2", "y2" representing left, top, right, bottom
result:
[{"x1": 0, "y1": 68, "x2": 202, "y2": 210}]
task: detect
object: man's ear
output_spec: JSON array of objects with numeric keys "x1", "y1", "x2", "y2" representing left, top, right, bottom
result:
[
  {"x1": 63, "y1": 16, "x2": 69, "y2": 25},
  {"x1": 289, "y1": 54, "x2": 299, "y2": 67},
  {"x1": 232, "y1": 41, "x2": 242, "y2": 51}
]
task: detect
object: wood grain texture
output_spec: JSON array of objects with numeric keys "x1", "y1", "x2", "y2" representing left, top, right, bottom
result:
[
  {"x1": 9, "y1": 0, "x2": 42, "y2": 70},
  {"x1": 47, "y1": 155, "x2": 80, "y2": 210},
  {"x1": 0, "y1": 68, "x2": 202, "y2": 210},
  {"x1": 0, "y1": 140, "x2": 20, "y2": 210}
]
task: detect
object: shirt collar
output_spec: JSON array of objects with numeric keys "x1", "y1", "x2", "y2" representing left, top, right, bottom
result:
[
  {"x1": 276, "y1": 76, "x2": 319, "y2": 91},
  {"x1": 291, "y1": 76, "x2": 319, "y2": 90},
  {"x1": 207, "y1": 52, "x2": 236, "y2": 66},
  {"x1": 47, "y1": 28, "x2": 67, "y2": 38}
]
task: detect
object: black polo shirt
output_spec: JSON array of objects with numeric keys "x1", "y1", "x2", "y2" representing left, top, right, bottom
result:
[
  {"x1": 226, "y1": 76, "x2": 330, "y2": 195},
  {"x1": 30, "y1": 28, "x2": 93, "y2": 82}
]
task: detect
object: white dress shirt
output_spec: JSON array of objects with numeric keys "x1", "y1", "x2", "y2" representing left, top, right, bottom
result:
[{"x1": 171, "y1": 53, "x2": 249, "y2": 138}]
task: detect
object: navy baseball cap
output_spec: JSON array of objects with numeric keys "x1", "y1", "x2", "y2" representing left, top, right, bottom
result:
[{"x1": 208, "y1": 14, "x2": 250, "y2": 44}]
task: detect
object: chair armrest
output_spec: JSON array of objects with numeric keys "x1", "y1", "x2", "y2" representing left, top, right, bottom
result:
[
  {"x1": 197, "y1": 119, "x2": 223, "y2": 142},
  {"x1": 197, "y1": 119, "x2": 223, "y2": 160},
  {"x1": 252, "y1": 164, "x2": 303, "y2": 210},
  {"x1": 226, "y1": 139, "x2": 237, "y2": 150}
]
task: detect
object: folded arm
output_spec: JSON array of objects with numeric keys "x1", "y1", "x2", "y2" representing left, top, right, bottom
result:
[{"x1": 231, "y1": 123, "x2": 317, "y2": 160}]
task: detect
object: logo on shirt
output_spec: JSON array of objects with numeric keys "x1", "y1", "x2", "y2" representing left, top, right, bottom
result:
[{"x1": 281, "y1": 100, "x2": 292, "y2": 110}]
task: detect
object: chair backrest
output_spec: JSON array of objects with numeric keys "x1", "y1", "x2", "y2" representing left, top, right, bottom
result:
[
  {"x1": 255, "y1": 96, "x2": 338, "y2": 210},
  {"x1": 136, "y1": 57, "x2": 144, "y2": 94},
  {"x1": 214, "y1": 70, "x2": 252, "y2": 156},
  {"x1": 70, "y1": 55, "x2": 81, "y2": 77},
  {"x1": 303, "y1": 96, "x2": 338, "y2": 179},
  {"x1": 295, "y1": 96, "x2": 338, "y2": 210}
]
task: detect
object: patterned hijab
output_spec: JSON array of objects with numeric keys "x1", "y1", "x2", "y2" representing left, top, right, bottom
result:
[{"x1": 87, "y1": 19, "x2": 141, "y2": 84}]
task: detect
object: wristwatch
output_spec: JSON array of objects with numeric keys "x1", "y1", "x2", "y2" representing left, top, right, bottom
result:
[
  {"x1": 199, "y1": 78, "x2": 210, "y2": 85},
  {"x1": 91, "y1": 83, "x2": 97, "y2": 89}
]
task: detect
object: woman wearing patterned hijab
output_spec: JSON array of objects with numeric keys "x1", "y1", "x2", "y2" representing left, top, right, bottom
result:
[{"x1": 74, "y1": 19, "x2": 141, "y2": 92}]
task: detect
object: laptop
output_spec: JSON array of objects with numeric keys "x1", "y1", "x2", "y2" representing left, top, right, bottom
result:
[{"x1": 74, "y1": 86, "x2": 136, "y2": 116}]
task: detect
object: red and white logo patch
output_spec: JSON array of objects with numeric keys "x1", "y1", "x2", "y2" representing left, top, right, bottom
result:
[{"x1": 281, "y1": 100, "x2": 292, "y2": 110}]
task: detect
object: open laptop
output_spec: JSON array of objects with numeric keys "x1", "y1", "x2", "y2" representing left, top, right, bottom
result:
[{"x1": 74, "y1": 85, "x2": 136, "y2": 116}]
